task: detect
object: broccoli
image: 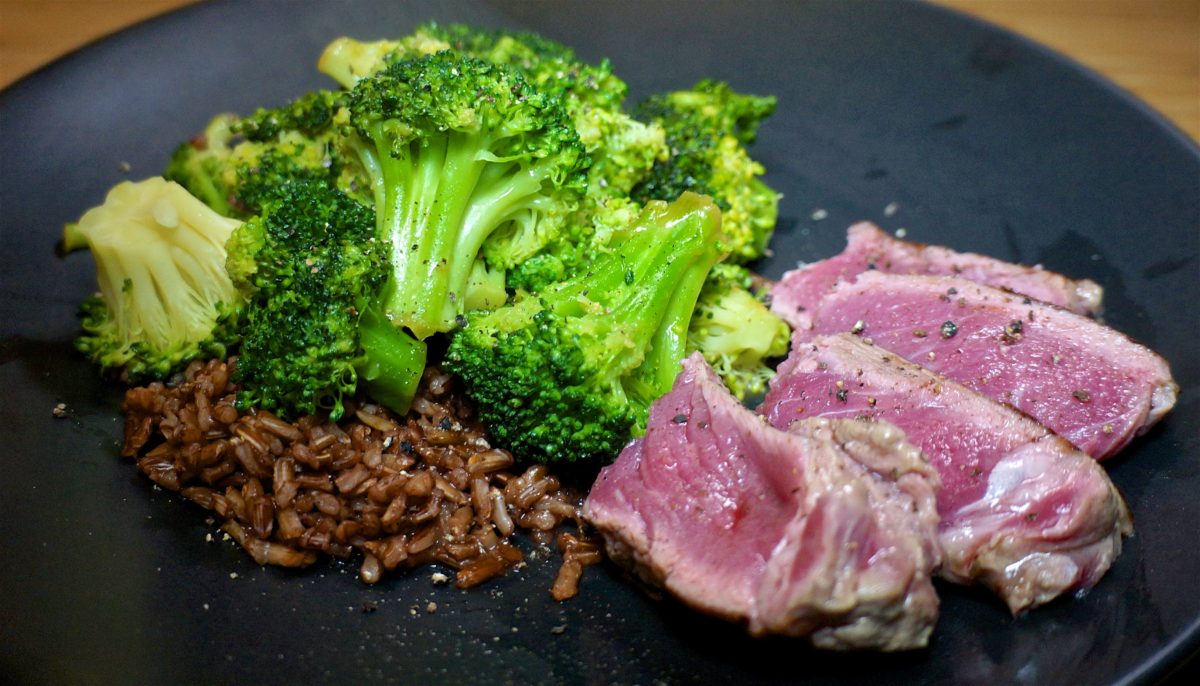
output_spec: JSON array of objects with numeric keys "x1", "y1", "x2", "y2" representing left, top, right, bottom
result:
[
  {"x1": 319, "y1": 27, "x2": 665, "y2": 295},
  {"x1": 687, "y1": 264, "x2": 790, "y2": 399},
  {"x1": 409, "y1": 25, "x2": 668, "y2": 276},
  {"x1": 228, "y1": 178, "x2": 425, "y2": 420},
  {"x1": 632, "y1": 80, "x2": 781, "y2": 263},
  {"x1": 319, "y1": 23, "x2": 626, "y2": 112},
  {"x1": 317, "y1": 33, "x2": 446, "y2": 89},
  {"x1": 162, "y1": 114, "x2": 242, "y2": 216},
  {"x1": 444, "y1": 192, "x2": 728, "y2": 463},
  {"x1": 164, "y1": 91, "x2": 355, "y2": 217},
  {"x1": 341, "y1": 51, "x2": 589, "y2": 340},
  {"x1": 415, "y1": 23, "x2": 629, "y2": 115},
  {"x1": 61, "y1": 178, "x2": 243, "y2": 380}
]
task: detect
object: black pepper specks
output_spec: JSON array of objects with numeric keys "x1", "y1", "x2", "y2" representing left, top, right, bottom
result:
[
  {"x1": 836, "y1": 389, "x2": 849, "y2": 402},
  {"x1": 940, "y1": 321, "x2": 958, "y2": 339},
  {"x1": 672, "y1": 414, "x2": 688, "y2": 424},
  {"x1": 1002, "y1": 319, "x2": 1024, "y2": 343},
  {"x1": 1072, "y1": 389, "x2": 1091, "y2": 403}
]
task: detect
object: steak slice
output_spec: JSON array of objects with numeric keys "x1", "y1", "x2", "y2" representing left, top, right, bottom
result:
[
  {"x1": 583, "y1": 354, "x2": 941, "y2": 651},
  {"x1": 796, "y1": 271, "x2": 1177, "y2": 459},
  {"x1": 770, "y1": 223, "x2": 1104, "y2": 329},
  {"x1": 762, "y1": 334, "x2": 1133, "y2": 612}
]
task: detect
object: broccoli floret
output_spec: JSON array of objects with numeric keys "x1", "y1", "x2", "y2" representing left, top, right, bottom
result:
[
  {"x1": 320, "y1": 24, "x2": 627, "y2": 112},
  {"x1": 444, "y1": 192, "x2": 728, "y2": 463},
  {"x1": 417, "y1": 23, "x2": 628, "y2": 113},
  {"x1": 320, "y1": 28, "x2": 664, "y2": 288},
  {"x1": 342, "y1": 52, "x2": 588, "y2": 340},
  {"x1": 317, "y1": 33, "x2": 450, "y2": 88},
  {"x1": 633, "y1": 80, "x2": 781, "y2": 263},
  {"x1": 235, "y1": 90, "x2": 341, "y2": 141},
  {"x1": 165, "y1": 92, "x2": 356, "y2": 217},
  {"x1": 687, "y1": 264, "x2": 790, "y2": 399},
  {"x1": 61, "y1": 178, "x2": 243, "y2": 380},
  {"x1": 413, "y1": 24, "x2": 667, "y2": 266},
  {"x1": 163, "y1": 114, "x2": 242, "y2": 216},
  {"x1": 229, "y1": 179, "x2": 425, "y2": 420}
]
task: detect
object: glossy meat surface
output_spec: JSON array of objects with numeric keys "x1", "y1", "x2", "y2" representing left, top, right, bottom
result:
[
  {"x1": 584, "y1": 354, "x2": 941, "y2": 650},
  {"x1": 770, "y1": 223, "x2": 1103, "y2": 329},
  {"x1": 762, "y1": 334, "x2": 1133, "y2": 612},
  {"x1": 795, "y1": 272, "x2": 1176, "y2": 459}
]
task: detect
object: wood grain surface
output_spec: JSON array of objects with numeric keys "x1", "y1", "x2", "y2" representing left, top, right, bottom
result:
[{"x1": 0, "y1": 0, "x2": 1196, "y2": 142}]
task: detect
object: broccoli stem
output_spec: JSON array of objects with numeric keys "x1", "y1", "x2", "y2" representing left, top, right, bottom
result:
[
  {"x1": 551, "y1": 192, "x2": 725, "y2": 398},
  {"x1": 355, "y1": 303, "x2": 428, "y2": 413},
  {"x1": 639, "y1": 254, "x2": 717, "y2": 396},
  {"x1": 355, "y1": 127, "x2": 550, "y2": 339}
]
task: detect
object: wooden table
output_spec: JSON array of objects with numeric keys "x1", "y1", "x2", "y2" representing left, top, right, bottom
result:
[{"x1": 1, "y1": 0, "x2": 1196, "y2": 142}]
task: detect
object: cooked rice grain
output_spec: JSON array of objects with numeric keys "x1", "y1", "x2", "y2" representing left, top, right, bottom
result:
[{"x1": 122, "y1": 359, "x2": 600, "y2": 598}]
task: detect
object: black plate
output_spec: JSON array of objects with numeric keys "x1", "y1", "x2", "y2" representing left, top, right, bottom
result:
[{"x1": 2, "y1": 1, "x2": 1197, "y2": 684}]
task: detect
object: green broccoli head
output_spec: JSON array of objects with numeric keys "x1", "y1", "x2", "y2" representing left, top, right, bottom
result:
[
  {"x1": 343, "y1": 51, "x2": 589, "y2": 340},
  {"x1": 320, "y1": 28, "x2": 663, "y2": 289},
  {"x1": 62, "y1": 178, "x2": 243, "y2": 380},
  {"x1": 229, "y1": 178, "x2": 424, "y2": 420},
  {"x1": 320, "y1": 24, "x2": 627, "y2": 112},
  {"x1": 235, "y1": 90, "x2": 341, "y2": 141},
  {"x1": 444, "y1": 192, "x2": 728, "y2": 463},
  {"x1": 632, "y1": 80, "x2": 781, "y2": 263},
  {"x1": 318, "y1": 34, "x2": 445, "y2": 89},
  {"x1": 640, "y1": 79, "x2": 777, "y2": 145},
  {"x1": 165, "y1": 91, "x2": 357, "y2": 218},
  {"x1": 417, "y1": 23, "x2": 628, "y2": 113},
  {"x1": 687, "y1": 264, "x2": 790, "y2": 399},
  {"x1": 163, "y1": 114, "x2": 242, "y2": 216},
  {"x1": 419, "y1": 24, "x2": 668, "y2": 243}
]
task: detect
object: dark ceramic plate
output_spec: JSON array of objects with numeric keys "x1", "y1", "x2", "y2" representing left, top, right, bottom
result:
[{"x1": 2, "y1": 1, "x2": 1197, "y2": 684}]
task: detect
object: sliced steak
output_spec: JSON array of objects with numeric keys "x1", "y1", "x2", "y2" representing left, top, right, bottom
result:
[
  {"x1": 796, "y1": 271, "x2": 1177, "y2": 459},
  {"x1": 762, "y1": 334, "x2": 1133, "y2": 612},
  {"x1": 583, "y1": 354, "x2": 941, "y2": 651},
  {"x1": 771, "y1": 223, "x2": 1104, "y2": 329}
]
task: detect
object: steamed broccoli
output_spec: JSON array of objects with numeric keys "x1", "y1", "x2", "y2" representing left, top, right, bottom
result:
[
  {"x1": 319, "y1": 23, "x2": 626, "y2": 112},
  {"x1": 162, "y1": 114, "x2": 242, "y2": 216},
  {"x1": 61, "y1": 178, "x2": 243, "y2": 380},
  {"x1": 633, "y1": 80, "x2": 780, "y2": 263},
  {"x1": 164, "y1": 91, "x2": 354, "y2": 217},
  {"x1": 444, "y1": 192, "x2": 728, "y2": 463},
  {"x1": 688, "y1": 264, "x2": 790, "y2": 399},
  {"x1": 228, "y1": 178, "x2": 425, "y2": 420},
  {"x1": 341, "y1": 51, "x2": 589, "y2": 340},
  {"x1": 318, "y1": 27, "x2": 666, "y2": 297},
  {"x1": 412, "y1": 25, "x2": 668, "y2": 278}
]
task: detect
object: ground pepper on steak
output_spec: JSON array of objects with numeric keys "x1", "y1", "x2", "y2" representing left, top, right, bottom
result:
[{"x1": 121, "y1": 358, "x2": 601, "y2": 597}]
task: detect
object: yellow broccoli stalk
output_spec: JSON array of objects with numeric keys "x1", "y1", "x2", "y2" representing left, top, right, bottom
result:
[{"x1": 62, "y1": 178, "x2": 243, "y2": 380}]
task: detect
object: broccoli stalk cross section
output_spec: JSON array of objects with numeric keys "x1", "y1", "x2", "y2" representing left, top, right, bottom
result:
[
  {"x1": 345, "y1": 52, "x2": 588, "y2": 340},
  {"x1": 62, "y1": 178, "x2": 243, "y2": 380},
  {"x1": 444, "y1": 192, "x2": 728, "y2": 463}
]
